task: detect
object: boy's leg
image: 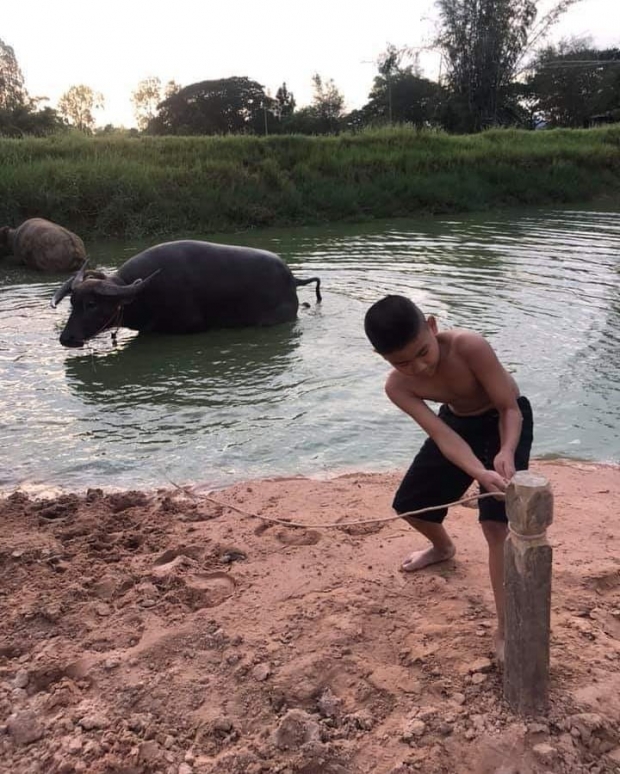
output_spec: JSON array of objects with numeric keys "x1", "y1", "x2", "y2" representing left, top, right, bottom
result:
[
  {"x1": 393, "y1": 430, "x2": 472, "y2": 572},
  {"x1": 478, "y1": 396, "x2": 534, "y2": 660},
  {"x1": 481, "y1": 520, "x2": 508, "y2": 660},
  {"x1": 400, "y1": 518, "x2": 456, "y2": 571}
]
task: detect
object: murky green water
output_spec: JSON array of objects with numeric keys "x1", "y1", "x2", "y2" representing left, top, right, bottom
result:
[{"x1": 1, "y1": 207, "x2": 618, "y2": 492}]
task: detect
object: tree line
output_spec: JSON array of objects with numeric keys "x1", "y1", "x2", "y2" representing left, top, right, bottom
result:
[{"x1": 1, "y1": 0, "x2": 619, "y2": 138}]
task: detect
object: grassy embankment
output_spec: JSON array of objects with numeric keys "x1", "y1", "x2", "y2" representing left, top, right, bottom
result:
[{"x1": 0, "y1": 125, "x2": 619, "y2": 239}]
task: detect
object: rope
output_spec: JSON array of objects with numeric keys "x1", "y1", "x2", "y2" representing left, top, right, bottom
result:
[
  {"x1": 508, "y1": 524, "x2": 547, "y2": 541},
  {"x1": 171, "y1": 483, "x2": 507, "y2": 530},
  {"x1": 93, "y1": 305, "x2": 122, "y2": 340}
]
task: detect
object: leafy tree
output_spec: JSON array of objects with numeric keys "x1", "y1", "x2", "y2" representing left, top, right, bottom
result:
[
  {"x1": 310, "y1": 73, "x2": 345, "y2": 133},
  {"x1": 131, "y1": 76, "x2": 163, "y2": 131},
  {"x1": 363, "y1": 70, "x2": 446, "y2": 127},
  {"x1": 374, "y1": 44, "x2": 418, "y2": 124},
  {"x1": 152, "y1": 76, "x2": 268, "y2": 135},
  {"x1": 58, "y1": 85, "x2": 105, "y2": 132},
  {"x1": 281, "y1": 106, "x2": 325, "y2": 134},
  {"x1": 436, "y1": 0, "x2": 581, "y2": 132},
  {"x1": 275, "y1": 82, "x2": 295, "y2": 118},
  {"x1": 0, "y1": 38, "x2": 27, "y2": 110},
  {"x1": 164, "y1": 80, "x2": 181, "y2": 99},
  {"x1": 0, "y1": 103, "x2": 65, "y2": 137},
  {"x1": 526, "y1": 41, "x2": 620, "y2": 127},
  {"x1": 359, "y1": 44, "x2": 444, "y2": 127},
  {"x1": 0, "y1": 40, "x2": 65, "y2": 136},
  {"x1": 279, "y1": 76, "x2": 344, "y2": 135},
  {"x1": 131, "y1": 77, "x2": 182, "y2": 131}
]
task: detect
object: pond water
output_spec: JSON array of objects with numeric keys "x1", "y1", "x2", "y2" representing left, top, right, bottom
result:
[{"x1": 1, "y1": 207, "x2": 618, "y2": 492}]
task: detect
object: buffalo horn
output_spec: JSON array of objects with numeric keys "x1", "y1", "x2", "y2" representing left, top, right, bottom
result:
[
  {"x1": 92, "y1": 269, "x2": 162, "y2": 299},
  {"x1": 50, "y1": 276, "x2": 75, "y2": 308},
  {"x1": 50, "y1": 258, "x2": 90, "y2": 308},
  {"x1": 71, "y1": 258, "x2": 90, "y2": 288}
]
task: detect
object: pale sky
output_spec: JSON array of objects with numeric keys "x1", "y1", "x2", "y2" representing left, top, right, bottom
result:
[{"x1": 3, "y1": 0, "x2": 620, "y2": 128}]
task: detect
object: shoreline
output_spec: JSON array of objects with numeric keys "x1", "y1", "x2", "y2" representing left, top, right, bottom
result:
[{"x1": 2, "y1": 456, "x2": 618, "y2": 501}]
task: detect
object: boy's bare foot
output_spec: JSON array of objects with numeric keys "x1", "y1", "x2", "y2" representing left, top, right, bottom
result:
[
  {"x1": 494, "y1": 630, "x2": 505, "y2": 665},
  {"x1": 401, "y1": 544, "x2": 456, "y2": 572}
]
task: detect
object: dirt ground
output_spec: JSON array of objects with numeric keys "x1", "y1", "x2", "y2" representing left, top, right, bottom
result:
[{"x1": 0, "y1": 459, "x2": 619, "y2": 774}]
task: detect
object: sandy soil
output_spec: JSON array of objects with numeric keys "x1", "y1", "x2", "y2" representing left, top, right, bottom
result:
[{"x1": 1, "y1": 460, "x2": 619, "y2": 774}]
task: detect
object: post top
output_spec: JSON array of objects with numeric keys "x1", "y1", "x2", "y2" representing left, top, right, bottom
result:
[
  {"x1": 506, "y1": 472, "x2": 554, "y2": 531},
  {"x1": 511, "y1": 471, "x2": 549, "y2": 489}
]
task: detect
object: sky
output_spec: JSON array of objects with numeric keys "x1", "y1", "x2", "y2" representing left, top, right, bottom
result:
[{"x1": 3, "y1": 0, "x2": 620, "y2": 128}]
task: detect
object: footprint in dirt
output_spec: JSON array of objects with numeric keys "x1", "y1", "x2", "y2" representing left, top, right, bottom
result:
[
  {"x1": 253, "y1": 523, "x2": 321, "y2": 545},
  {"x1": 184, "y1": 572, "x2": 236, "y2": 609},
  {"x1": 584, "y1": 568, "x2": 620, "y2": 595},
  {"x1": 153, "y1": 546, "x2": 203, "y2": 566},
  {"x1": 275, "y1": 528, "x2": 321, "y2": 546}
]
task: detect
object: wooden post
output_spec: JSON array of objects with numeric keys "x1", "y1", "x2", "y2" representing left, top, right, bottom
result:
[{"x1": 503, "y1": 471, "x2": 553, "y2": 715}]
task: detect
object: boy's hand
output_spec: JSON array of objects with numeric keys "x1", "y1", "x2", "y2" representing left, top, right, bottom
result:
[
  {"x1": 494, "y1": 449, "x2": 516, "y2": 480},
  {"x1": 477, "y1": 469, "x2": 508, "y2": 498}
]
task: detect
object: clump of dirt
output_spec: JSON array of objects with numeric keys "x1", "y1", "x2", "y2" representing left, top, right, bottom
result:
[{"x1": 0, "y1": 461, "x2": 619, "y2": 773}]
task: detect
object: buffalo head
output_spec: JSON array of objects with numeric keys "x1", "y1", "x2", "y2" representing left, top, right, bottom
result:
[{"x1": 51, "y1": 261, "x2": 160, "y2": 347}]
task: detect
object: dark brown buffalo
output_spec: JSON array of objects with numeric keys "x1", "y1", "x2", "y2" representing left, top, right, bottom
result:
[
  {"x1": 51, "y1": 240, "x2": 322, "y2": 348},
  {"x1": 0, "y1": 217, "x2": 86, "y2": 272}
]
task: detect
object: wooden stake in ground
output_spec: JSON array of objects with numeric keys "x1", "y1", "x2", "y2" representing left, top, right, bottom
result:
[{"x1": 504, "y1": 471, "x2": 554, "y2": 715}]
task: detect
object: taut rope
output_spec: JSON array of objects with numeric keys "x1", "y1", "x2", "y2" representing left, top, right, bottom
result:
[{"x1": 169, "y1": 483, "x2": 506, "y2": 530}]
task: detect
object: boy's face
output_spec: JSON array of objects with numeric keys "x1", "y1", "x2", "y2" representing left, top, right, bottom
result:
[{"x1": 381, "y1": 316, "x2": 441, "y2": 378}]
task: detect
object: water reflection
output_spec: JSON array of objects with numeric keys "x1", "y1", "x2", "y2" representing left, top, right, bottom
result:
[{"x1": 64, "y1": 323, "x2": 303, "y2": 408}]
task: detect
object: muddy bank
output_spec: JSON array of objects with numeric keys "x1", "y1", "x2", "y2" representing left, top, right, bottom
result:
[{"x1": 1, "y1": 460, "x2": 619, "y2": 773}]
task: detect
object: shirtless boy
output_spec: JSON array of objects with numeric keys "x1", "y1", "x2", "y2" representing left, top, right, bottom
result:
[{"x1": 364, "y1": 295, "x2": 533, "y2": 657}]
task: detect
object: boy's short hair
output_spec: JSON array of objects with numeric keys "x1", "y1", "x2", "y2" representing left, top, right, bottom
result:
[{"x1": 364, "y1": 295, "x2": 426, "y2": 354}]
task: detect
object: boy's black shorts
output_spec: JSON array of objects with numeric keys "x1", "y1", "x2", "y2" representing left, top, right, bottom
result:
[{"x1": 392, "y1": 396, "x2": 534, "y2": 524}]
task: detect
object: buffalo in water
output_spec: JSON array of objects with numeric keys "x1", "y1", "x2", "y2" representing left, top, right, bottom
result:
[
  {"x1": 0, "y1": 217, "x2": 86, "y2": 272},
  {"x1": 51, "y1": 239, "x2": 321, "y2": 348}
]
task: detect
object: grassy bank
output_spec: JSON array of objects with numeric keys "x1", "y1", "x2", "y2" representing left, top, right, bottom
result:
[{"x1": 1, "y1": 125, "x2": 619, "y2": 239}]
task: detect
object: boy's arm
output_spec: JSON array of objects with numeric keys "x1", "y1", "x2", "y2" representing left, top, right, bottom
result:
[
  {"x1": 457, "y1": 334, "x2": 523, "y2": 479},
  {"x1": 385, "y1": 372, "x2": 507, "y2": 494}
]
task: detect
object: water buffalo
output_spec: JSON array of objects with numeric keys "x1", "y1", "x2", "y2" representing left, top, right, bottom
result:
[
  {"x1": 0, "y1": 217, "x2": 86, "y2": 272},
  {"x1": 51, "y1": 239, "x2": 321, "y2": 348}
]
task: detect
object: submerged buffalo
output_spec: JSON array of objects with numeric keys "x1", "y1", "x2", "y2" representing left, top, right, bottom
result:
[
  {"x1": 0, "y1": 217, "x2": 86, "y2": 272},
  {"x1": 51, "y1": 240, "x2": 321, "y2": 348}
]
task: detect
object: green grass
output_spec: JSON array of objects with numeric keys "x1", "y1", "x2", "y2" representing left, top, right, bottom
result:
[{"x1": 1, "y1": 125, "x2": 619, "y2": 239}]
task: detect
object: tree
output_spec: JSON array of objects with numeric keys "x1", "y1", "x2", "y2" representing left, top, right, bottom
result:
[
  {"x1": 275, "y1": 82, "x2": 295, "y2": 118},
  {"x1": 436, "y1": 0, "x2": 581, "y2": 132},
  {"x1": 281, "y1": 106, "x2": 324, "y2": 134},
  {"x1": 0, "y1": 39, "x2": 65, "y2": 137},
  {"x1": 152, "y1": 76, "x2": 268, "y2": 135},
  {"x1": 131, "y1": 77, "x2": 182, "y2": 131},
  {"x1": 311, "y1": 73, "x2": 345, "y2": 133},
  {"x1": 363, "y1": 70, "x2": 446, "y2": 127},
  {"x1": 58, "y1": 85, "x2": 105, "y2": 132},
  {"x1": 359, "y1": 43, "x2": 444, "y2": 127},
  {"x1": 164, "y1": 80, "x2": 181, "y2": 99},
  {"x1": 0, "y1": 38, "x2": 27, "y2": 110},
  {"x1": 0, "y1": 103, "x2": 65, "y2": 137},
  {"x1": 526, "y1": 41, "x2": 620, "y2": 127},
  {"x1": 131, "y1": 76, "x2": 163, "y2": 131},
  {"x1": 374, "y1": 44, "x2": 420, "y2": 124}
]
